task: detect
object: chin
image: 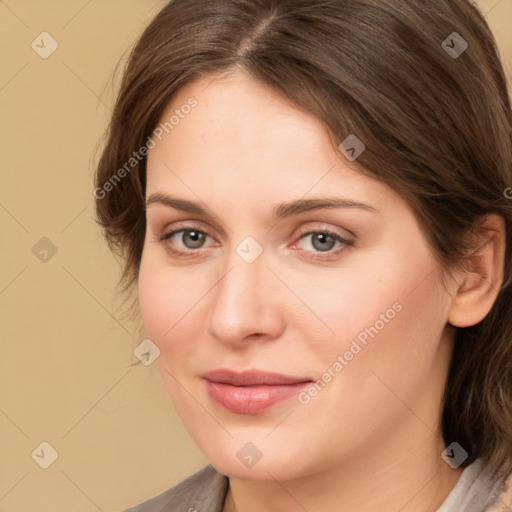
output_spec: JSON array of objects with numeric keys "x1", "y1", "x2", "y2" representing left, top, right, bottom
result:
[{"x1": 201, "y1": 441, "x2": 318, "y2": 481}]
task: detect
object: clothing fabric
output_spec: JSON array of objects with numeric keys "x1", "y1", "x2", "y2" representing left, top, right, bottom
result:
[
  {"x1": 121, "y1": 458, "x2": 512, "y2": 512},
  {"x1": 437, "y1": 458, "x2": 512, "y2": 512},
  {"x1": 122, "y1": 465, "x2": 228, "y2": 512}
]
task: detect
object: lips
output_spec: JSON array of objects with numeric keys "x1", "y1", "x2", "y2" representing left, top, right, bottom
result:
[{"x1": 201, "y1": 369, "x2": 313, "y2": 414}]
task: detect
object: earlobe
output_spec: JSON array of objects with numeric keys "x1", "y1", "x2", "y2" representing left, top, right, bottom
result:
[{"x1": 447, "y1": 214, "x2": 506, "y2": 328}]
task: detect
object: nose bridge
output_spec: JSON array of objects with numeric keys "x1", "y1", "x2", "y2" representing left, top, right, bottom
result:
[{"x1": 206, "y1": 241, "x2": 282, "y2": 344}]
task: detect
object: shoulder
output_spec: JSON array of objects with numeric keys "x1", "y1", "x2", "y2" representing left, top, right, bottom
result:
[{"x1": 121, "y1": 464, "x2": 229, "y2": 512}]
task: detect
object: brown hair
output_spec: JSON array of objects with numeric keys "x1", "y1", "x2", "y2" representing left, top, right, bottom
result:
[{"x1": 95, "y1": 0, "x2": 512, "y2": 482}]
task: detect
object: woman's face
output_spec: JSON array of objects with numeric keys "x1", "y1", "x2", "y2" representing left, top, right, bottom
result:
[{"x1": 139, "y1": 70, "x2": 457, "y2": 480}]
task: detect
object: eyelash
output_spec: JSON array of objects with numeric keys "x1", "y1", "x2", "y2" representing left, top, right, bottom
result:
[{"x1": 158, "y1": 225, "x2": 354, "y2": 260}]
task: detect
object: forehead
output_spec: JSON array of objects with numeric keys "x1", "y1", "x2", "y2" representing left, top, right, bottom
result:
[
  {"x1": 145, "y1": 70, "x2": 405, "y2": 221},
  {"x1": 156, "y1": 70, "x2": 331, "y2": 160}
]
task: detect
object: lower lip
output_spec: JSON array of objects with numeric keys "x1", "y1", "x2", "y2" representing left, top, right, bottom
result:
[{"x1": 203, "y1": 380, "x2": 311, "y2": 414}]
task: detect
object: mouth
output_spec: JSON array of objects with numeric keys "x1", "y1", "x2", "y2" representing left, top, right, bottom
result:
[{"x1": 201, "y1": 369, "x2": 313, "y2": 414}]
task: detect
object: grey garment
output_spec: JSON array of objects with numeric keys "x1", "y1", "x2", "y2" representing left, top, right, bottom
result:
[
  {"x1": 122, "y1": 464, "x2": 228, "y2": 512},
  {"x1": 436, "y1": 458, "x2": 506, "y2": 512},
  {"x1": 122, "y1": 458, "x2": 506, "y2": 512}
]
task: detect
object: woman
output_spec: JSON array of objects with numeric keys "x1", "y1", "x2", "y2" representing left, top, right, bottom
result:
[{"x1": 94, "y1": 0, "x2": 512, "y2": 510}]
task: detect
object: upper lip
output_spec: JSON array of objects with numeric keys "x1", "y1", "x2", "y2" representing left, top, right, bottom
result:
[{"x1": 201, "y1": 369, "x2": 313, "y2": 386}]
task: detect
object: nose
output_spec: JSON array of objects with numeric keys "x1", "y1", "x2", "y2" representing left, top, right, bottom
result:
[{"x1": 206, "y1": 249, "x2": 286, "y2": 348}]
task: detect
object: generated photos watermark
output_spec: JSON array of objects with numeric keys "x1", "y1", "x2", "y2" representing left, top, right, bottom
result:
[
  {"x1": 298, "y1": 301, "x2": 403, "y2": 405},
  {"x1": 94, "y1": 97, "x2": 198, "y2": 200}
]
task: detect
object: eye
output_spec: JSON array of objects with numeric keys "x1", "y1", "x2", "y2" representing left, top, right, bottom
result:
[
  {"x1": 292, "y1": 230, "x2": 353, "y2": 258},
  {"x1": 160, "y1": 226, "x2": 213, "y2": 256},
  {"x1": 158, "y1": 225, "x2": 353, "y2": 259}
]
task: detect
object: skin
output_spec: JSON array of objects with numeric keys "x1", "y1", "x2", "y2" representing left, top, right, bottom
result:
[{"x1": 138, "y1": 69, "x2": 506, "y2": 511}]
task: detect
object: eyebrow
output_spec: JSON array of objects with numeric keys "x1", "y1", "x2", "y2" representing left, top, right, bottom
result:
[{"x1": 145, "y1": 193, "x2": 379, "y2": 221}]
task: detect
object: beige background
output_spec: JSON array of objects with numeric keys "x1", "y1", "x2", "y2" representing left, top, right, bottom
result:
[{"x1": 0, "y1": 1, "x2": 511, "y2": 511}]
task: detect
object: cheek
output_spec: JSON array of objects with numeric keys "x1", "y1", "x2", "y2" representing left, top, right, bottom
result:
[
  {"x1": 318, "y1": 260, "x2": 448, "y2": 415},
  {"x1": 138, "y1": 254, "x2": 184, "y2": 347},
  {"x1": 137, "y1": 252, "x2": 213, "y2": 360},
  {"x1": 138, "y1": 258, "x2": 163, "y2": 341},
  {"x1": 299, "y1": 248, "x2": 448, "y2": 387},
  {"x1": 275, "y1": 252, "x2": 431, "y2": 353}
]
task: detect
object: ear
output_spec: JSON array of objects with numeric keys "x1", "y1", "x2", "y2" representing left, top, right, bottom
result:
[{"x1": 447, "y1": 213, "x2": 506, "y2": 328}]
